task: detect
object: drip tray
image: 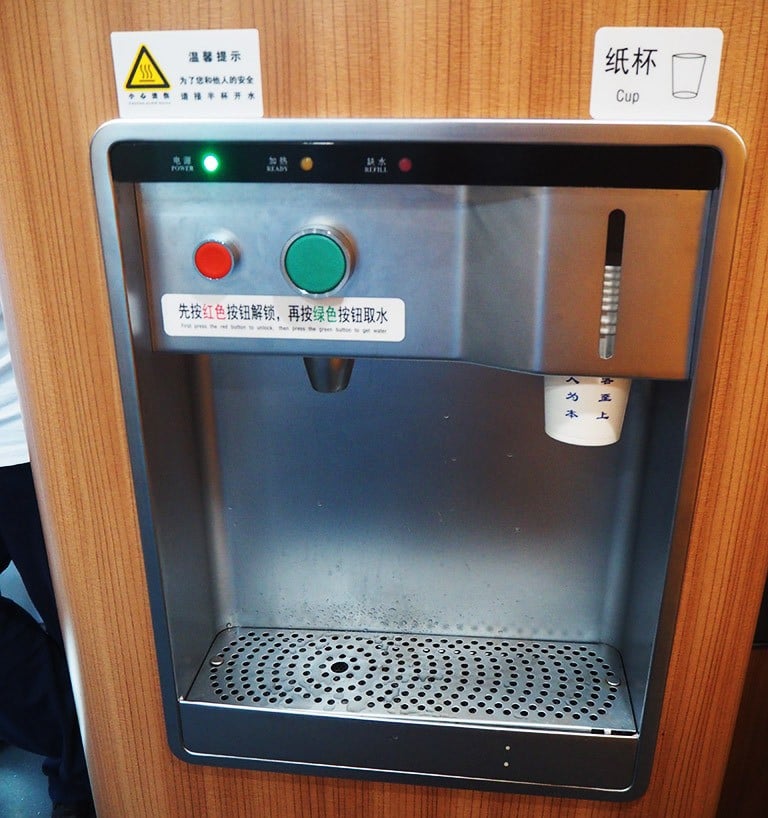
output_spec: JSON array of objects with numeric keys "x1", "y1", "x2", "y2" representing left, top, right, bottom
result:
[{"x1": 187, "y1": 628, "x2": 636, "y2": 734}]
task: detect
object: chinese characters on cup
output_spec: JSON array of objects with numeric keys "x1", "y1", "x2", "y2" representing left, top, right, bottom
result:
[{"x1": 544, "y1": 375, "x2": 631, "y2": 447}]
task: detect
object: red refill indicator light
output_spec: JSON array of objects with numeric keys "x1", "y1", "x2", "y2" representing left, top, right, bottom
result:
[{"x1": 398, "y1": 157, "x2": 413, "y2": 173}]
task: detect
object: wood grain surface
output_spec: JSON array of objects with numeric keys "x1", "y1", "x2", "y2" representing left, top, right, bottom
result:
[
  {"x1": 717, "y1": 647, "x2": 768, "y2": 817},
  {"x1": 0, "y1": 2, "x2": 767, "y2": 816}
]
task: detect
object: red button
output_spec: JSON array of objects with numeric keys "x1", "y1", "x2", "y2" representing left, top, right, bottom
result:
[{"x1": 194, "y1": 240, "x2": 236, "y2": 279}]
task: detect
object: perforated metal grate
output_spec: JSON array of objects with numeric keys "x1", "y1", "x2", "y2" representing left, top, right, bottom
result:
[{"x1": 186, "y1": 628, "x2": 636, "y2": 733}]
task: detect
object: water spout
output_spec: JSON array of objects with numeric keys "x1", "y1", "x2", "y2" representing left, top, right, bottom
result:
[{"x1": 304, "y1": 357, "x2": 355, "y2": 393}]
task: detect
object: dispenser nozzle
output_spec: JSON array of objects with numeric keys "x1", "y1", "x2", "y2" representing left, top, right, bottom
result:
[{"x1": 304, "y1": 357, "x2": 355, "y2": 393}]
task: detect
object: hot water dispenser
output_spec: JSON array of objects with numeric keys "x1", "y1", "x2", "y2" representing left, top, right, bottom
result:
[{"x1": 91, "y1": 119, "x2": 744, "y2": 798}]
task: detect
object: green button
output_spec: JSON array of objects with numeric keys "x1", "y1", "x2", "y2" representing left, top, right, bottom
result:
[{"x1": 283, "y1": 233, "x2": 348, "y2": 294}]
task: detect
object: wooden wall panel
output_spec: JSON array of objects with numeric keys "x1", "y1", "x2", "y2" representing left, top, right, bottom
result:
[
  {"x1": 0, "y1": 2, "x2": 767, "y2": 816},
  {"x1": 717, "y1": 648, "x2": 768, "y2": 817}
]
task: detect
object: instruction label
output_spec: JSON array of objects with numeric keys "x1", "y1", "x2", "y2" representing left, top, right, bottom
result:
[
  {"x1": 111, "y1": 29, "x2": 263, "y2": 119},
  {"x1": 161, "y1": 294, "x2": 406, "y2": 342},
  {"x1": 590, "y1": 27, "x2": 723, "y2": 120}
]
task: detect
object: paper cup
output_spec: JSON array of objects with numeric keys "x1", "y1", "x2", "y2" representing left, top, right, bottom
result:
[{"x1": 544, "y1": 375, "x2": 631, "y2": 446}]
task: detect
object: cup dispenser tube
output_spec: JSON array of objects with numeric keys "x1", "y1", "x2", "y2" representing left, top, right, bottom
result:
[{"x1": 91, "y1": 119, "x2": 744, "y2": 799}]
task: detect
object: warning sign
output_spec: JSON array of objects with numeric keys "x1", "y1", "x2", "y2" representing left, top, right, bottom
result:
[
  {"x1": 124, "y1": 45, "x2": 171, "y2": 90},
  {"x1": 111, "y1": 30, "x2": 264, "y2": 119}
]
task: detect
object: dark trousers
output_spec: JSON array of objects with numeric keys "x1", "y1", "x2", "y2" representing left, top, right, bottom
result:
[{"x1": 0, "y1": 462, "x2": 92, "y2": 805}]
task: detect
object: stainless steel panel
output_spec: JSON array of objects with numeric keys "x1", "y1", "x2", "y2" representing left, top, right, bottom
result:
[
  {"x1": 539, "y1": 189, "x2": 708, "y2": 378},
  {"x1": 137, "y1": 182, "x2": 708, "y2": 378},
  {"x1": 179, "y1": 698, "x2": 639, "y2": 793},
  {"x1": 207, "y1": 357, "x2": 647, "y2": 640}
]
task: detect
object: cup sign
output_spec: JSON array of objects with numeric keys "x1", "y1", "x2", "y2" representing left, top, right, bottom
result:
[{"x1": 590, "y1": 27, "x2": 723, "y2": 121}]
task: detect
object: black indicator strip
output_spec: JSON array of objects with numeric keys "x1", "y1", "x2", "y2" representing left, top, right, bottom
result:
[{"x1": 109, "y1": 141, "x2": 723, "y2": 190}]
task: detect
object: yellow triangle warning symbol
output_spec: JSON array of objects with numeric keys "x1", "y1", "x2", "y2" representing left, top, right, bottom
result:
[{"x1": 124, "y1": 45, "x2": 171, "y2": 90}]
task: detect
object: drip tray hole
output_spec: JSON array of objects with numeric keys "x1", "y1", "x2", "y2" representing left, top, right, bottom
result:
[{"x1": 330, "y1": 661, "x2": 350, "y2": 673}]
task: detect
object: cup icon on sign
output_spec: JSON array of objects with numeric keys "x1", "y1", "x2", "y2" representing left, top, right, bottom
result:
[{"x1": 672, "y1": 53, "x2": 707, "y2": 99}]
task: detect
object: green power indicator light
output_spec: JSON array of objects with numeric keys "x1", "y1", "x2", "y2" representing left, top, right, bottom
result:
[{"x1": 202, "y1": 153, "x2": 220, "y2": 173}]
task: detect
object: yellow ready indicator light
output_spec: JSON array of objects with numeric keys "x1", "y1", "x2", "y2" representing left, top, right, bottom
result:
[{"x1": 300, "y1": 156, "x2": 314, "y2": 172}]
